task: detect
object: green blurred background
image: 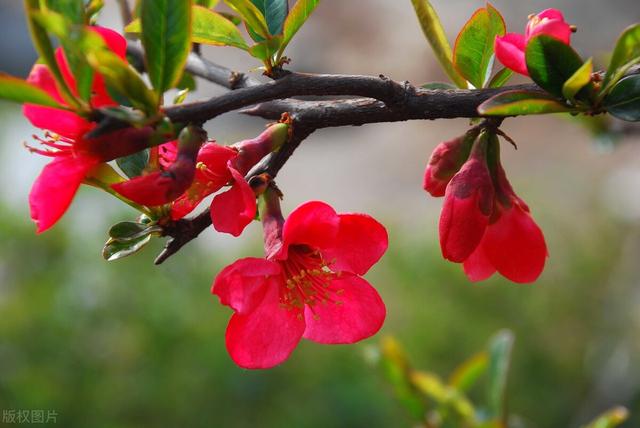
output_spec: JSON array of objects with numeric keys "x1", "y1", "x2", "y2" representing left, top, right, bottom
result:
[{"x1": 1, "y1": 1, "x2": 640, "y2": 427}]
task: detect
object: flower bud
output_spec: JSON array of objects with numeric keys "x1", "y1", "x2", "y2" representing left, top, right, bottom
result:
[
  {"x1": 495, "y1": 8, "x2": 572, "y2": 76},
  {"x1": 232, "y1": 123, "x2": 289, "y2": 175},
  {"x1": 423, "y1": 128, "x2": 479, "y2": 197},
  {"x1": 439, "y1": 130, "x2": 495, "y2": 262},
  {"x1": 525, "y1": 9, "x2": 572, "y2": 44}
]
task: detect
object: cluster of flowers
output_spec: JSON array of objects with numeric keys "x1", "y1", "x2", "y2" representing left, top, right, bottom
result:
[
  {"x1": 419, "y1": 8, "x2": 574, "y2": 283},
  {"x1": 20, "y1": 9, "x2": 570, "y2": 368},
  {"x1": 22, "y1": 27, "x2": 387, "y2": 369}
]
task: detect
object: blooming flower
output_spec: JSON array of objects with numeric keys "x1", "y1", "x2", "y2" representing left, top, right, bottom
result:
[
  {"x1": 113, "y1": 123, "x2": 289, "y2": 237},
  {"x1": 495, "y1": 9, "x2": 572, "y2": 76},
  {"x1": 212, "y1": 191, "x2": 388, "y2": 369},
  {"x1": 433, "y1": 130, "x2": 547, "y2": 283},
  {"x1": 23, "y1": 27, "x2": 132, "y2": 233}
]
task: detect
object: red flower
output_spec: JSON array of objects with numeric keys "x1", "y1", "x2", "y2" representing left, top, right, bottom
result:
[
  {"x1": 495, "y1": 9, "x2": 572, "y2": 76},
  {"x1": 435, "y1": 130, "x2": 548, "y2": 283},
  {"x1": 23, "y1": 27, "x2": 129, "y2": 233},
  {"x1": 212, "y1": 195, "x2": 388, "y2": 369},
  {"x1": 174, "y1": 142, "x2": 256, "y2": 237},
  {"x1": 113, "y1": 124, "x2": 289, "y2": 237}
]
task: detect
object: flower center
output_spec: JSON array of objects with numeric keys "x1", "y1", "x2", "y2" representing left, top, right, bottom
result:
[
  {"x1": 279, "y1": 245, "x2": 343, "y2": 319},
  {"x1": 25, "y1": 133, "x2": 74, "y2": 158}
]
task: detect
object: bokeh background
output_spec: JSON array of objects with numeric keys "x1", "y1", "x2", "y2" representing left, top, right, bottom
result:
[{"x1": 1, "y1": 0, "x2": 640, "y2": 427}]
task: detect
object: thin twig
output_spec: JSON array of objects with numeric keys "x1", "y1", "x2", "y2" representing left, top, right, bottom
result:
[{"x1": 116, "y1": 0, "x2": 133, "y2": 28}]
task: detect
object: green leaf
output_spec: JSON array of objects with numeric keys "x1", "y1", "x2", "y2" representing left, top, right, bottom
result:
[
  {"x1": 141, "y1": 0, "x2": 193, "y2": 95},
  {"x1": 525, "y1": 34, "x2": 584, "y2": 97},
  {"x1": 603, "y1": 75, "x2": 640, "y2": 122},
  {"x1": 378, "y1": 337, "x2": 427, "y2": 421},
  {"x1": 219, "y1": 12, "x2": 242, "y2": 26},
  {"x1": 116, "y1": 150, "x2": 150, "y2": 178},
  {"x1": 102, "y1": 234, "x2": 152, "y2": 261},
  {"x1": 479, "y1": 90, "x2": 571, "y2": 116},
  {"x1": 277, "y1": 0, "x2": 319, "y2": 57},
  {"x1": 176, "y1": 72, "x2": 196, "y2": 91},
  {"x1": 31, "y1": 9, "x2": 69, "y2": 37},
  {"x1": 65, "y1": 36, "x2": 95, "y2": 102},
  {"x1": 85, "y1": 0, "x2": 105, "y2": 21},
  {"x1": 224, "y1": 0, "x2": 270, "y2": 41},
  {"x1": 38, "y1": 8, "x2": 96, "y2": 103},
  {"x1": 45, "y1": 0, "x2": 84, "y2": 24},
  {"x1": 0, "y1": 72, "x2": 64, "y2": 108},
  {"x1": 411, "y1": 371, "x2": 475, "y2": 422},
  {"x1": 124, "y1": 19, "x2": 140, "y2": 33},
  {"x1": 192, "y1": 5, "x2": 249, "y2": 50},
  {"x1": 448, "y1": 351, "x2": 488, "y2": 393},
  {"x1": 195, "y1": 0, "x2": 220, "y2": 7},
  {"x1": 486, "y1": 330, "x2": 514, "y2": 421},
  {"x1": 583, "y1": 406, "x2": 629, "y2": 428},
  {"x1": 410, "y1": 0, "x2": 466, "y2": 89},
  {"x1": 108, "y1": 221, "x2": 154, "y2": 241},
  {"x1": 603, "y1": 23, "x2": 640, "y2": 89},
  {"x1": 249, "y1": 36, "x2": 282, "y2": 61},
  {"x1": 24, "y1": 0, "x2": 79, "y2": 108},
  {"x1": 562, "y1": 57, "x2": 593, "y2": 102},
  {"x1": 453, "y1": 4, "x2": 505, "y2": 89},
  {"x1": 251, "y1": 0, "x2": 288, "y2": 35},
  {"x1": 410, "y1": 371, "x2": 448, "y2": 402},
  {"x1": 127, "y1": 7, "x2": 247, "y2": 47},
  {"x1": 487, "y1": 67, "x2": 513, "y2": 88},
  {"x1": 84, "y1": 40, "x2": 157, "y2": 114},
  {"x1": 421, "y1": 82, "x2": 457, "y2": 90}
]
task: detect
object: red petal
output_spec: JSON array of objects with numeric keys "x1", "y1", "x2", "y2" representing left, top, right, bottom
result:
[
  {"x1": 439, "y1": 158, "x2": 494, "y2": 263},
  {"x1": 423, "y1": 167, "x2": 448, "y2": 197},
  {"x1": 495, "y1": 34, "x2": 528, "y2": 76},
  {"x1": 55, "y1": 47, "x2": 77, "y2": 97},
  {"x1": 197, "y1": 143, "x2": 238, "y2": 177},
  {"x1": 158, "y1": 141, "x2": 178, "y2": 169},
  {"x1": 537, "y1": 8, "x2": 565, "y2": 21},
  {"x1": 92, "y1": 27, "x2": 127, "y2": 59},
  {"x1": 170, "y1": 180, "x2": 213, "y2": 220},
  {"x1": 279, "y1": 201, "x2": 340, "y2": 258},
  {"x1": 212, "y1": 257, "x2": 281, "y2": 315},
  {"x1": 225, "y1": 282, "x2": 305, "y2": 369},
  {"x1": 482, "y1": 204, "x2": 548, "y2": 283},
  {"x1": 23, "y1": 65, "x2": 91, "y2": 139},
  {"x1": 528, "y1": 19, "x2": 572, "y2": 44},
  {"x1": 29, "y1": 155, "x2": 98, "y2": 233},
  {"x1": 439, "y1": 192, "x2": 490, "y2": 262},
  {"x1": 210, "y1": 166, "x2": 256, "y2": 236},
  {"x1": 423, "y1": 135, "x2": 473, "y2": 197},
  {"x1": 303, "y1": 274, "x2": 385, "y2": 344},
  {"x1": 463, "y1": 242, "x2": 496, "y2": 282},
  {"x1": 53, "y1": 27, "x2": 125, "y2": 107},
  {"x1": 321, "y1": 213, "x2": 388, "y2": 276},
  {"x1": 111, "y1": 172, "x2": 175, "y2": 206}
]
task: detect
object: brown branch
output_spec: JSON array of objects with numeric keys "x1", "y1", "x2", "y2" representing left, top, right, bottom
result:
[
  {"x1": 124, "y1": 43, "x2": 637, "y2": 264},
  {"x1": 127, "y1": 44, "x2": 261, "y2": 89},
  {"x1": 116, "y1": 0, "x2": 133, "y2": 28},
  {"x1": 162, "y1": 72, "x2": 414, "y2": 124},
  {"x1": 151, "y1": 71, "x2": 542, "y2": 264}
]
